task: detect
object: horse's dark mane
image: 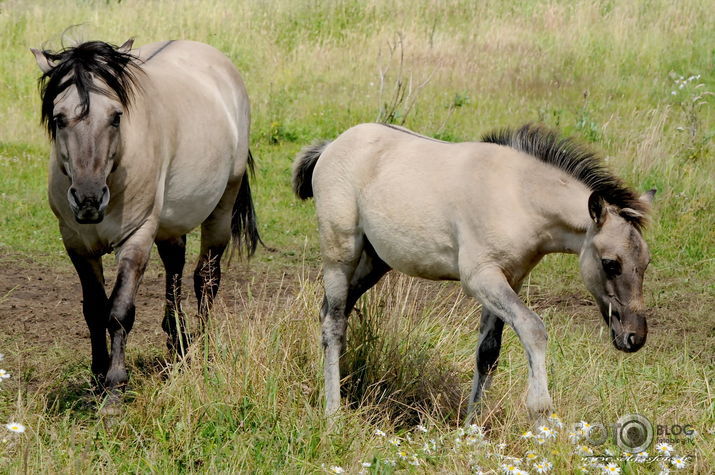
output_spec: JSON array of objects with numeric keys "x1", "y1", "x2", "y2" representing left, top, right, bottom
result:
[
  {"x1": 482, "y1": 124, "x2": 649, "y2": 230},
  {"x1": 38, "y1": 41, "x2": 141, "y2": 139}
]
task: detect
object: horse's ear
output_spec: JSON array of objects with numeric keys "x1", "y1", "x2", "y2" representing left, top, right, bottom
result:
[
  {"x1": 640, "y1": 188, "x2": 656, "y2": 205},
  {"x1": 31, "y1": 48, "x2": 55, "y2": 74},
  {"x1": 118, "y1": 39, "x2": 134, "y2": 53},
  {"x1": 588, "y1": 192, "x2": 607, "y2": 225}
]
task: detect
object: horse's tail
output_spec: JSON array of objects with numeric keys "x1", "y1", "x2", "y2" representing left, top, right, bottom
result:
[
  {"x1": 292, "y1": 140, "x2": 331, "y2": 200},
  {"x1": 231, "y1": 149, "x2": 262, "y2": 257}
]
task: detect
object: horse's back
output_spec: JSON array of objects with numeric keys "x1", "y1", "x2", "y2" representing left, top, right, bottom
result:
[
  {"x1": 134, "y1": 41, "x2": 250, "y2": 238},
  {"x1": 312, "y1": 123, "x2": 577, "y2": 280}
]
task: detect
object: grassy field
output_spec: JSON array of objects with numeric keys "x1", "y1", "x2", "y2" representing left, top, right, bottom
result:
[{"x1": 0, "y1": 0, "x2": 713, "y2": 472}]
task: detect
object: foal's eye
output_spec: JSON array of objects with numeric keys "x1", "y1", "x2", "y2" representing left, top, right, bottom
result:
[
  {"x1": 601, "y1": 259, "x2": 622, "y2": 277},
  {"x1": 54, "y1": 114, "x2": 67, "y2": 129},
  {"x1": 111, "y1": 112, "x2": 122, "y2": 128}
]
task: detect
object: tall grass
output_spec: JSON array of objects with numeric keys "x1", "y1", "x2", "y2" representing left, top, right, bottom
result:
[{"x1": 0, "y1": 0, "x2": 712, "y2": 472}]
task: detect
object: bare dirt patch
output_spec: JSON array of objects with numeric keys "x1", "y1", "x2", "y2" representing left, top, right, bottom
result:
[{"x1": 0, "y1": 249, "x2": 301, "y2": 355}]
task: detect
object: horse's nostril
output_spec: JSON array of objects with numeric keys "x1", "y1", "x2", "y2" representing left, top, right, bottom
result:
[{"x1": 69, "y1": 187, "x2": 80, "y2": 205}]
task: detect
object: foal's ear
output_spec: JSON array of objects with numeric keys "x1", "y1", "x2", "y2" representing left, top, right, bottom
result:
[
  {"x1": 640, "y1": 188, "x2": 656, "y2": 205},
  {"x1": 118, "y1": 39, "x2": 134, "y2": 53},
  {"x1": 30, "y1": 48, "x2": 55, "y2": 74},
  {"x1": 588, "y1": 192, "x2": 607, "y2": 225}
]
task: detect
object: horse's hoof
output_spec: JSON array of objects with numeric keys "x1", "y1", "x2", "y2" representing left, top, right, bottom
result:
[{"x1": 98, "y1": 391, "x2": 124, "y2": 417}]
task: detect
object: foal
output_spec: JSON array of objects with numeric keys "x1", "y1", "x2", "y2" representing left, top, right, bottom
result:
[{"x1": 293, "y1": 123, "x2": 654, "y2": 421}]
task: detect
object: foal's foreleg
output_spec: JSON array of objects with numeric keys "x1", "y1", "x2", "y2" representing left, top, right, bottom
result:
[
  {"x1": 466, "y1": 309, "x2": 505, "y2": 421},
  {"x1": 464, "y1": 270, "x2": 552, "y2": 420},
  {"x1": 67, "y1": 249, "x2": 109, "y2": 382},
  {"x1": 157, "y1": 235, "x2": 189, "y2": 355}
]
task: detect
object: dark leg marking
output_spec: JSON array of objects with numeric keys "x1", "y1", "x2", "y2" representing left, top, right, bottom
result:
[{"x1": 157, "y1": 235, "x2": 190, "y2": 355}]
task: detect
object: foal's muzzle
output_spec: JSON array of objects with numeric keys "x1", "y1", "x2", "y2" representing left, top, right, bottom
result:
[
  {"x1": 608, "y1": 311, "x2": 647, "y2": 353},
  {"x1": 68, "y1": 185, "x2": 109, "y2": 224}
]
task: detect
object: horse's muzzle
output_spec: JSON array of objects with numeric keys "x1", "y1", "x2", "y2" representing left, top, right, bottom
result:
[
  {"x1": 609, "y1": 312, "x2": 647, "y2": 353},
  {"x1": 68, "y1": 186, "x2": 109, "y2": 224}
]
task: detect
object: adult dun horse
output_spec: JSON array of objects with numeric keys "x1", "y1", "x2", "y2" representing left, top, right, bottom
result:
[
  {"x1": 293, "y1": 123, "x2": 654, "y2": 421},
  {"x1": 32, "y1": 40, "x2": 259, "y2": 400}
]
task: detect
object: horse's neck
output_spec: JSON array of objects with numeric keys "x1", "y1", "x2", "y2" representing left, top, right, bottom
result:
[{"x1": 535, "y1": 186, "x2": 592, "y2": 256}]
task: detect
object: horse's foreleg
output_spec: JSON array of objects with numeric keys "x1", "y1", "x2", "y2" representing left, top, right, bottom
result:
[
  {"x1": 104, "y1": 230, "x2": 154, "y2": 397},
  {"x1": 466, "y1": 309, "x2": 505, "y2": 422},
  {"x1": 157, "y1": 235, "x2": 189, "y2": 355},
  {"x1": 67, "y1": 248, "x2": 109, "y2": 383},
  {"x1": 463, "y1": 270, "x2": 552, "y2": 421}
]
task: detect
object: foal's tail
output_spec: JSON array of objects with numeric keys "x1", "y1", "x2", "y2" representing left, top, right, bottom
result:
[
  {"x1": 292, "y1": 140, "x2": 331, "y2": 200},
  {"x1": 231, "y1": 149, "x2": 262, "y2": 257}
]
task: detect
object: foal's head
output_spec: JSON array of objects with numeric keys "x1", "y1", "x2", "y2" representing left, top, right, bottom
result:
[
  {"x1": 580, "y1": 190, "x2": 655, "y2": 352},
  {"x1": 32, "y1": 40, "x2": 140, "y2": 224}
]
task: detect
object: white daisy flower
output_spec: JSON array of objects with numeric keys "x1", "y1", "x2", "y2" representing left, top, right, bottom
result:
[
  {"x1": 601, "y1": 462, "x2": 621, "y2": 473},
  {"x1": 576, "y1": 445, "x2": 594, "y2": 456},
  {"x1": 408, "y1": 456, "x2": 420, "y2": 466},
  {"x1": 670, "y1": 457, "x2": 686, "y2": 469},
  {"x1": 0, "y1": 369, "x2": 10, "y2": 379},
  {"x1": 655, "y1": 443, "x2": 674, "y2": 456},
  {"x1": 374, "y1": 429, "x2": 386, "y2": 437},
  {"x1": 568, "y1": 431, "x2": 581, "y2": 444},
  {"x1": 468, "y1": 424, "x2": 484, "y2": 436},
  {"x1": 547, "y1": 413, "x2": 563, "y2": 428},
  {"x1": 634, "y1": 451, "x2": 648, "y2": 463},
  {"x1": 539, "y1": 426, "x2": 557, "y2": 439},
  {"x1": 416, "y1": 424, "x2": 428, "y2": 433},
  {"x1": 384, "y1": 459, "x2": 396, "y2": 466},
  {"x1": 5, "y1": 422, "x2": 25, "y2": 433},
  {"x1": 388, "y1": 437, "x2": 400, "y2": 446},
  {"x1": 524, "y1": 450, "x2": 538, "y2": 461},
  {"x1": 658, "y1": 462, "x2": 671, "y2": 474},
  {"x1": 521, "y1": 430, "x2": 534, "y2": 439},
  {"x1": 535, "y1": 436, "x2": 546, "y2": 445},
  {"x1": 397, "y1": 450, "x2": 408, "y2": 460},
  {"x1": 361, "y1": 462, "x2": 372, "y2": 468},
  {"x1": 496, "y1": 442, "x2": 507, "y2": 451},
  {"x1": 534, "y1": 459, "x2": 553, "y2": 473},
  {"x1": 500, "y1": 463, "x2": 520, "y2": 474},
  {"x1": 329, "y1": 466, "x2": 345, "y2": 474}
]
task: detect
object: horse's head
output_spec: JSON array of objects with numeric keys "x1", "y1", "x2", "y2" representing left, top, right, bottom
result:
[
  {"x1": 579, "y1": 190, "x2": 655, "y2": 353},
  {"x1": 32, "y1": 40, "x2": 139, "y2": 224}
]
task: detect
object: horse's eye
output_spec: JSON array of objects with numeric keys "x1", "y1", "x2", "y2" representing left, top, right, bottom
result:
[
  {"x1": 111, "y1": 112, "x2": 122, "y2": 128},
  {"x1": 601, "y1": 259, "x2": 622, "y2": 277},
  {"x1": 54, "y1": 114, "x2": 67, "y2": 129}
]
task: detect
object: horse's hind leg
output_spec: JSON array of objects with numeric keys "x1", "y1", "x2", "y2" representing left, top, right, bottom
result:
[
  {"x1": 344, "y1": 239, "x2": 391, "y2": 315},
  {"x1": 194, "y1": 182, "x2": 239, "y2": 322},
  {"x1": 466, "y1": 309, "x2": 505, "y2": 422},
  {"x1": 319, "y1": 231, "x2": 364, "y2": 417},
  {"x1": 157, "y1": 235, "x2": 190, "y2": 355}
]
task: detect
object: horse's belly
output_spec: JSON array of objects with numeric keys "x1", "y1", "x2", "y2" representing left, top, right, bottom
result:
[
  {"x1": 361, "y1": 213, "x2": 459, "y2": 281},
  {"x1": 159, "y1": 172, "x2": 229, "y2": 235}
]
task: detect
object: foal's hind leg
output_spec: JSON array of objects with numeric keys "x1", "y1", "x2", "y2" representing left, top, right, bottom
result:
[
  {"x1": 157, "y1": 235, "x2": 190, "y2": 355},
  {"x1": 344, "y1": 240, "x2": 391, "y2": 315},
  {"x1": 320, "y1": 232, "x2": 364, "y2": 417}
]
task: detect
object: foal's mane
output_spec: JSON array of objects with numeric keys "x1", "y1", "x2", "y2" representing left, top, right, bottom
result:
[
  {"x1": 38, "y1": 41, "x2": 142, "y2": 139},
  {"x1": 482, "y1": 124, "x2": 649, "y2": 230}
]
